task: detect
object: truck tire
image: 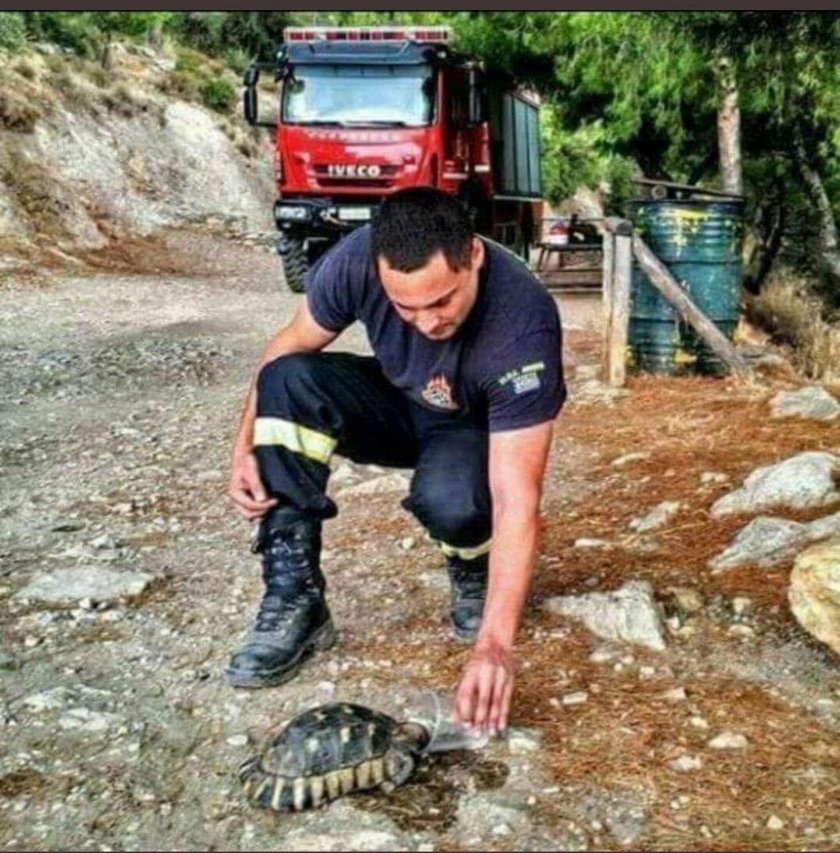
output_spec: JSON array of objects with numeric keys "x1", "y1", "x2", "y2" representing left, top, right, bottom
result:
[{"x1": 277, "y1": 237, "x2": 308, "y2": 294}]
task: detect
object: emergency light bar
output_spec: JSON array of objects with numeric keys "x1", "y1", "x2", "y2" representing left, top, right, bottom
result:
[{"x1": 283, "y1": 26, "x2": 451, "y2": 44}]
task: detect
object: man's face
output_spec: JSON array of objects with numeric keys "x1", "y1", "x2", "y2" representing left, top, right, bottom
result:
[{"x1": 377, "y1": 238, "x2": 485, "y2": 341}]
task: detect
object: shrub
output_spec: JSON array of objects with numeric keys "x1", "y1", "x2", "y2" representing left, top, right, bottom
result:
[
  {"x1": 158, "y1": 70, "x2": 199, "y2": 101},
  {"x1": 0, "y1": 91, "x2": 41, "y2": 132},
  {"x1": 13, "y1": 59, "x2": 37, "y2": 80},
  {"x1": 224, "y1": 47, "x2": 250, "y2": 75},
  {"x1": 24, "y1": 13, "x2": 99, "y2": 58},
  {"x1": 0, "y1": 13, "x2": 27, "y2": 53},
  {"x1": 201, "y1": 77, "x2": 235, "y2": 113},
  {"x1": 747, "y1": 275, "x2": 840, "y2": 381}
]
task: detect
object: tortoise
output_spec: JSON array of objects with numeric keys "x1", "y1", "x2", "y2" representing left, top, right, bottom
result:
[{"x1": 238, "y1": 702, "x2": 431, "y2": 813}]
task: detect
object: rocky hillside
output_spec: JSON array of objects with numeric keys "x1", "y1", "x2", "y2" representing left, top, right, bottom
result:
[{"x1": 0, "y1": 41, "x2": 274, "y2": 269}]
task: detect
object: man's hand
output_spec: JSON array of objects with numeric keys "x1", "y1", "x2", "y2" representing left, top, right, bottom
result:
[
  {"x1": 228, "y1": 451, "x2": 277, "y2": 521},
  {"x1": 454, "y1": 640, "x2": 515, "y2": 736}
]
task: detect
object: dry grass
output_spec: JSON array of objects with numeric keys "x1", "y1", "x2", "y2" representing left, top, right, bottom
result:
[{"x1": 747, "y1": 276, "x2": 840, "y2": 382}]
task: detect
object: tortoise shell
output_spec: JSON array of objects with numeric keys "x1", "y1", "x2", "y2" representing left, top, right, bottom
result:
[{"x1": 239, "y1": 702, "x2": 425, "y2": 813}]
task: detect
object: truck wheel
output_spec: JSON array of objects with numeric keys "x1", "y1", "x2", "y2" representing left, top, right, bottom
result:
[{"x1": 277, "y1": 237, "x2": 308, "y2": 294}]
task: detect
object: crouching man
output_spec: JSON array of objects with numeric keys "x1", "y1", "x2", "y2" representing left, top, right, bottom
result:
[{"x1": 226, "y1": 187, "x2": 566, "y2": 735}]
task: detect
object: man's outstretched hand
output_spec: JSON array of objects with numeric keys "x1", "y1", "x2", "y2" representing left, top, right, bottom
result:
[
  {"x1": 228, "y1": 451, "x2": 278, "y2": 521},
  {"x1": 454, "y1": 640, "x2": 515, "y2": 736}
]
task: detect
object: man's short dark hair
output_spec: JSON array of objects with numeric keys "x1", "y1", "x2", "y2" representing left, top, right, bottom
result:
[{"x1": 371, "y1": 187, "x2": 473, "y2": 273}]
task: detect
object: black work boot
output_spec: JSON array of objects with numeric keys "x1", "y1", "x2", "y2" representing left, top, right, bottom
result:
[
  {"x1": 446, "y1": 554, "x2": 488, "y2": 643},
  {"x1": 226, "y1": 509, "x2": 336, "y2": 688}
]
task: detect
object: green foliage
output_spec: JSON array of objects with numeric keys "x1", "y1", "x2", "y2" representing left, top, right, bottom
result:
[
  {"x1": 453, "y1": 11, "x2": 840, "y2": 287},
  {"x1": 23, "y1": 12, "x2": 97, "y2": 57},
  {"x1": 166, "y1": 12, "x2": 292, "y2": 61},
  {"x1": 0, "y1": 12, "x2": 27, "y2": 53},
  {"x1": 201, "y1": 78, "x2": 236, "y2": 113}
]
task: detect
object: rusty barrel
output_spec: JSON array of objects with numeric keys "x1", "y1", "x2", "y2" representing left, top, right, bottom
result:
[{"x1": 628, "y1": 199, "x2": 744, "y2": 375}]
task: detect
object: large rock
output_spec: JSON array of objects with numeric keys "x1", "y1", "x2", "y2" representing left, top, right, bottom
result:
[
  {"x1": 14, "y1": 566, "x2": 152, "y2": 605},
  {"x1": 788, "y1": 539, "x2": 840, "y2": 656},
  {"x1": 770, "y1": 386, "x2": 840, "y2": 421},
  {"x1": 543, "y1": 580, "x2": 666, "y2": 651},
  {"x1": 709, "y1": 512, "x2": 840, "y2": 572},
  {"x1": 711, "y1": 452, "x2": 840, "y2": 518}
]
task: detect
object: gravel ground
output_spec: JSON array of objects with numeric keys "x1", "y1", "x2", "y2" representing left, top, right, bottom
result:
[
  {"x1": 4, "y1": 231, "x2": 837, "y2": 852},
  {"x1": 0, "y1": 231, "x2": 599, "y2": 851}
]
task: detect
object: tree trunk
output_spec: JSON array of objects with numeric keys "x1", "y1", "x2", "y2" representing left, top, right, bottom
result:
[
  {"x1": 793, "y1": 128, "x2": 840, "y2": 285},
  {"x1": 743, "y1": 177, "x2": 785, "y2": 295},
  {"x1": 148, "y1": 19, "x2": 164, "y2": 51},
  {"x1": 715, "y1": 54, "x2": 742, "y2": 197},
  {"x1": 100, "y1": 35, "x2": 113, "y2": 71}
]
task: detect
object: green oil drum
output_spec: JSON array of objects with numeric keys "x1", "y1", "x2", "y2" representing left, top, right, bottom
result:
[{"x1": 628, "y1": 199, "x2": 744, "y2": 375}]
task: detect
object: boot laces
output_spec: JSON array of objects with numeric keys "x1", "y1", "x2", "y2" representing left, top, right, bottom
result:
[
  {"x1": 449, "y1": 563, "x2": 487, "y2": 601},
  {"x1": 253, "y1": 533, "x2": 320, "y2": 633},
  {"x1": 253, "y1": 593, "x2": 298, "y2": 633}
]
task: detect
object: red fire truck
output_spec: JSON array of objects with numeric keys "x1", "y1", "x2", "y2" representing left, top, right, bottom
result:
[{"x1": 243, "y1": 25, "x2": 543, "y2": 292}]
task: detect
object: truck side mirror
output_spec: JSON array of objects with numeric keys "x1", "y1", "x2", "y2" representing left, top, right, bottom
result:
[
  {"x1": 243, "y1": 65, "x2": 259, "y2": 88},
  {"x1": 243, "y1": 85, "x2": 258, "y2": 125}
]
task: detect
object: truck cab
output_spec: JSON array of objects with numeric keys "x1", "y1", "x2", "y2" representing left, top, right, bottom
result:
[{"x1": 243, "y1": 26, "x2": 541, "y2": 292}]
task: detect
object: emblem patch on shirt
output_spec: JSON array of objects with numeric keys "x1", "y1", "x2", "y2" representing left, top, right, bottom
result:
[
  {"x1": 497, "y1": 361, "x2": 545, "y2": 396},
  {"x1": 421, "y1": 374, "x2": 459, "y2": 410}
]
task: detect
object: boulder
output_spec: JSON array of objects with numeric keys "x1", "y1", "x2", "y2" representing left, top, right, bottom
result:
[
  {"x1": 543, "y1": 580, "x2": 666, "y2": 651},
  {"x1": 770, "y1": 386, "x2": 840, "y2": 421},
  {"x1": 711, "y1": 452, "x2": 839, "y2": 518},
  {"x1": 710, "y1": 512, "x2": 840, "y2": 572},
  {"x1": 14, "y1": 566, "x2": 152, "y2": 605},
  {"x1": 788, "y1": 538, "x2": 840, "y2": 656},
  {"x1": 710, "y1": 516, "x2": 810, "y2": 572}
]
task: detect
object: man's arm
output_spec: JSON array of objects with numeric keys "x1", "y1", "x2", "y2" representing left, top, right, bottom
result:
[
  {"x1": 229, "y1": 300, "x2": 339, "y2": 521},
  {"x1": 454, "y1": 419, "x2": 554, "y2": 734}
]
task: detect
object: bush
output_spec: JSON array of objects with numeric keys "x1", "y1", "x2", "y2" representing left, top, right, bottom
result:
[
  {"x1": 0, "y1": 90, "x2": 41, "y2": 132},
  {"x1": 13, "y1": 59, "x2": 37, "y2": 80},
  {"x1": 23, "y1": 13, "x2": 98, "y2": 58},
  {"x1": 201, "y1": 77, "x2": 235, "y2": 113},
  {"x1": 748, "y1": 274, "x2": 840, "y2": 381},
  {"x1": 224, "y1": 47, "x2": 251, "y2": 75},
  {"x1": 158, "y1": 71, "x2": 199, "y2": 101},
  {"x1": 0, "y1": 13, "x2": 27, "y2": 53}
]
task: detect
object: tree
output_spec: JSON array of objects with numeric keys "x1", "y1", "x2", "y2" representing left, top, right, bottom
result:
[{"x1": 453, "y1": 12, "x2": 840, "y2": 293}]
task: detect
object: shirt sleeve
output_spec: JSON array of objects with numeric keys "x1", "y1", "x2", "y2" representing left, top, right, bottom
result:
[
  {"x1": 483, "y1": 326, "x2": 567, "y2": 432},
  {"x1": 304, "y1": 240, "x2": 362, "y2": 333}
]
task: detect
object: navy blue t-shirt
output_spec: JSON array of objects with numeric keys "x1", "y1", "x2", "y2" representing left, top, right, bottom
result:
[{"x1": 305, "y1": 226, "x2": 566, "y2": 433}]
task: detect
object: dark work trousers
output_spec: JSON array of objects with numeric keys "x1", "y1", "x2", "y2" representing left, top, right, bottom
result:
[{"x1": 253, "y1": 352, "x2": 492, "y2": 557}]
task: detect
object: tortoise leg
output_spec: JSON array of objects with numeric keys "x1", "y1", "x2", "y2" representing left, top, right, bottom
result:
[{"x1": 382, "y1": 748, "x2": 416, "y2": 791}]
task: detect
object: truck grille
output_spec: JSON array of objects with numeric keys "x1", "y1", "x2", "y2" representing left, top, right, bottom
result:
[
  {"x1": 316, "y1": 178, "x2": 395, "y2": 189},
  {"x1": 313, "y1": 165, "x2": 397, "y2": 189}
]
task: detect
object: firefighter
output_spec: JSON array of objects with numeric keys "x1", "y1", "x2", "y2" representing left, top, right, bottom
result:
[{"x1": 226, "y1": 187, "x2": 566, "y2": 735}]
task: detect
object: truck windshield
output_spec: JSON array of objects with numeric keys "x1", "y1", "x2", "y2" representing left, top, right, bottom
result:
[{"x1": 282, "y1": 64, "x2": 434, "y2": 127}]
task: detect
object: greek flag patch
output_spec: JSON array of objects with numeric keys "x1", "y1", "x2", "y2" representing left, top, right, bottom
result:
[{"x1": 497, "y1": 361, "x2": 545, "y2": 396}]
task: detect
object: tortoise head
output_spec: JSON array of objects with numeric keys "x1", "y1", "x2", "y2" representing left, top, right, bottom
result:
[{"x1": 393, "y1": 721, "x2": 431, "y2": 752}]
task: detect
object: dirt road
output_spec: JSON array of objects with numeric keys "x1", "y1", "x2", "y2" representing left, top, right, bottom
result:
[{"x1": 1, "y1": 231, "x2": 838, "y2": 851}]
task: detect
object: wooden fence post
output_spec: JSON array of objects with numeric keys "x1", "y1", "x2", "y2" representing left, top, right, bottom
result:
[
  {"x1": 602, "y1": 218, "x2": 633, "y2": 387},
  {"x1": 601, "y1": 223, "x2": 615, "y2": 362}
]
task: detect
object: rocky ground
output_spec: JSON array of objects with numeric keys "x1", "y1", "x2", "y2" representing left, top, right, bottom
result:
[{"x1": 1, "y1": 230, "x2": 839, "y2": 852}]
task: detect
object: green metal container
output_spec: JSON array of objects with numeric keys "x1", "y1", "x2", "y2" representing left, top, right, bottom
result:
[{"x1": 629, "y1": 199, "x2": 744, "y2": 375}]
